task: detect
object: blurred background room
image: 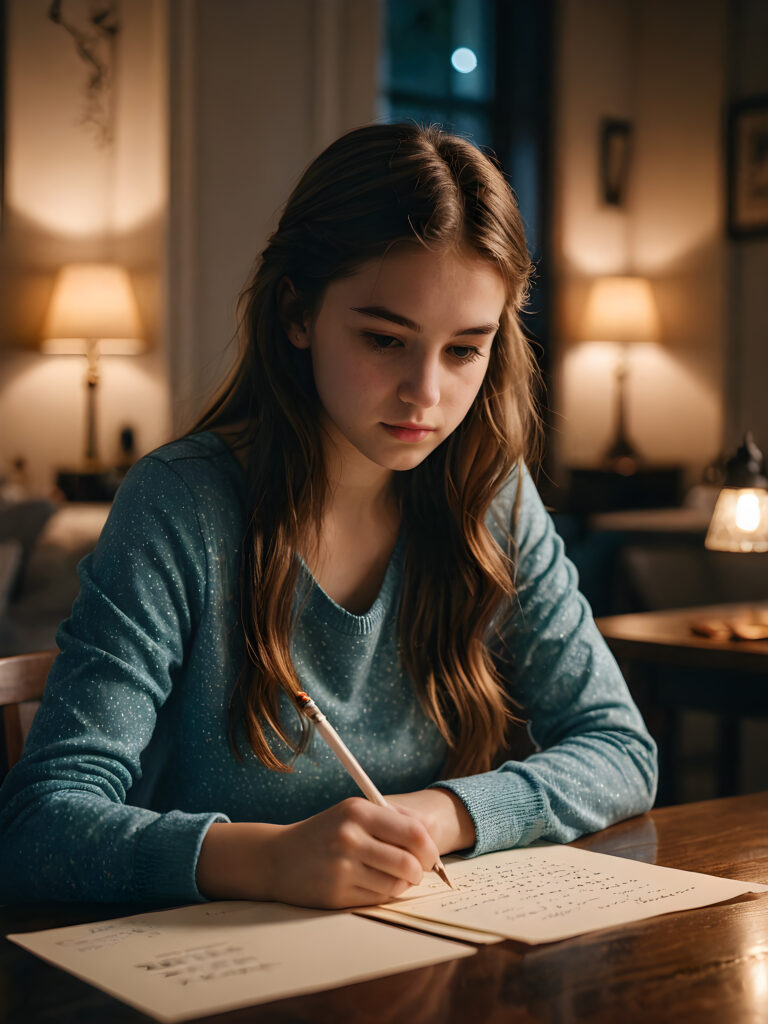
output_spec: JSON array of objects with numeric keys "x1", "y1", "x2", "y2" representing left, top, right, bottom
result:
[{"x1": 1, "y1": 0, "x2": 767, "y2": 802}]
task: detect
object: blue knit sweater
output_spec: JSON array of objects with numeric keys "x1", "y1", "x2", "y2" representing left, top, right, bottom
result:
[{"x1": 0, "y1": 433, "x2": 657, "y2": 904}]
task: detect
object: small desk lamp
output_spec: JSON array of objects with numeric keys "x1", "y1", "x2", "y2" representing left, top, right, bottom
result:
[
  {"x1": 705, "y1": 433, "x2": 768, "y2": 553},
  {"x1": 685, "y1": 433, "x2": 768, "y2": 641},
  {"x1": 42, "y1": 263, "x2": 144, "y2": 467},
  {"x1": 580, "y1": 276, "x2": 661, "y2": 471}
]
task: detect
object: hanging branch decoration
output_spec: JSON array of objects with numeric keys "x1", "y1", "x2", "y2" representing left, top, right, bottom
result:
[{"x1": 48, "y1": 0, "x2": 120, "y2": 147}]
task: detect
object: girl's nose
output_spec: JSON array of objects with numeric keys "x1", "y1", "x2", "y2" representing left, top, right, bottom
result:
[{"x1": 397, "y1": 354, "x2": 441, "y2": 410}]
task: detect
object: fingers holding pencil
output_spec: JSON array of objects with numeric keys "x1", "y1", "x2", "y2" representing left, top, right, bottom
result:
[
  {"x1": 296, "y1": 691, "x2": 454, "y2": 890},
  {"x1": 268, "y1": 797, "x2": 441, "y2": 909}
]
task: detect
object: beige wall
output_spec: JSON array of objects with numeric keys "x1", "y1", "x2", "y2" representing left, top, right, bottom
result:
[
  {"x1": 9, "y1": 0, "x2": 761, "y2": 492},
  {"x1": 0, "y1": 0, "x2": 380, "y2": 493},
  {"x1": 553, "y1": 0, "x2": 727, "y2": 475},
  {"x1": 726, "y1": 0, "x2": 768, "y2": 449},
  {"x1": 0, "y1": 0, "x2": 169, "y2": 493},
  {"x1": 166, "y1": 0, "x2": 380, "y2": 431}
]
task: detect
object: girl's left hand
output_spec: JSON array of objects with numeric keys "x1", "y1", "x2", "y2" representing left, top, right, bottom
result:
[{"x1": 385, "y1": 788, "x2": 476, "y2": 855}]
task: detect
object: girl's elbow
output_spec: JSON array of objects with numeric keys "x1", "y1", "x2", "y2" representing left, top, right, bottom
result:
[{"x1": 635, "y1": 734, "x2": 659, "y2": 811}]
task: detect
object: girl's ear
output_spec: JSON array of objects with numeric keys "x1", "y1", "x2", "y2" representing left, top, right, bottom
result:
[{"x1": 278, "y1": 277, "x2": 310, "y2": 349}]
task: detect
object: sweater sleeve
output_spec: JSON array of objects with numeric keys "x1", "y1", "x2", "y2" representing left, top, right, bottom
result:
[
  {"x1": 432, "y1": 467, "x2": 658, "y2": 855},
  {"x1": 0, "y1": 456, "x2": 230, "y2": 904}
]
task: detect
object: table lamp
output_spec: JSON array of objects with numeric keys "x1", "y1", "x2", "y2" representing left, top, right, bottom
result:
[
  {"x1": 42, "y1": 263, "x2": 144, "y2": 468},
  {"x1": 580, "y1": 276, "x2": 661, "y2": 471},
  {"x1": 705, "y1": 433, "x2": 768, "y2": 553}
]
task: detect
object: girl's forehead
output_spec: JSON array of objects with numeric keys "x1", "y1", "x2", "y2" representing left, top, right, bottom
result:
[{"x1": 325, "y1": 247, "x2": 507, "y2": 320}]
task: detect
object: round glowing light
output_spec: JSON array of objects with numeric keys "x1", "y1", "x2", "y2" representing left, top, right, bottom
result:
[
  {"x1": 451, "y1": 47, "x2": 478, "y2": 74},
  {"x1": 735, "y1": 491, "x2": 761, "y2": 533}
]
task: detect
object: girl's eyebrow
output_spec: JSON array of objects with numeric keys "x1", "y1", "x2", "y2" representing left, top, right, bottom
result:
[{"x1": 350, "y1": 305, "x2": 499, "y2": 337}]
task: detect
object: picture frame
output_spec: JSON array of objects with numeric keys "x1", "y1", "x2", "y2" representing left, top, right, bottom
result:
[
  {"x1": 600, "y1": 118, "x2": 632, "y2": 206},
  {"x1": 727, "y1": 95, "x2": 768, "y2": 239}
]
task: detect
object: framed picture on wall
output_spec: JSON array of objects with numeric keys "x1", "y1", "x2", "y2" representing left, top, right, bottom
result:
[{"x1": 728, "y1": 95, "x2": 768, "y2": 238}]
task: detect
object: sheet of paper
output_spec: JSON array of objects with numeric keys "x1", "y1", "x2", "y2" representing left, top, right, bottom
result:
[
  {"x1": 381, "y1": 844, "x2": 768, "y2": 944},
  {"x1": 8, "y1": 901, "x2": 475, "y2": 1023},
  {"x1": 355, "y1": 905, "x2": 505, "y2": 944}
]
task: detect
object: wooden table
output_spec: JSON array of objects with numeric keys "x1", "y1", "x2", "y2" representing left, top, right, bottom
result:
[
  {"x1": 597, "y1": 603, "x2": 768, "y2": 804},
  {"x1": 2, "y1": 791, "x2": 767, "y2": 1023}
]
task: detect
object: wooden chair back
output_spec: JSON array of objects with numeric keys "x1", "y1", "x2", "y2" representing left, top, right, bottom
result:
[{"x1": 0, "y1": 650, "x2": 56, "y2": 776}]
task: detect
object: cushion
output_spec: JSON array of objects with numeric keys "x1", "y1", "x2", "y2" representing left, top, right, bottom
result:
[{"x1": 0, "y1": 540, "x2": 22, "y2": 618}]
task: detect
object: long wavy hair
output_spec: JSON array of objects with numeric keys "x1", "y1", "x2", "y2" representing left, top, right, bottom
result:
[{"x1": 193, "y1": 123, "x2": 538, "y2": 778}]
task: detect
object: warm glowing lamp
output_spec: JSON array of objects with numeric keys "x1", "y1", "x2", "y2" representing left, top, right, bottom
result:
[
  {"x1": 580, "y1": 276, "x2": 661, "y2": 471},
  {"x1": 42, "y1": 263, "x2": 144, "y2": 466},
  {"x1": 705, "y1": 433, "x2": 768, "y2": 553}
]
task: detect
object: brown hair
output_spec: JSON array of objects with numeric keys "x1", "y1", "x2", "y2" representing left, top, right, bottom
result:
[{"x1": 193, "y1": 123, "x2": 537, "y2": 777}]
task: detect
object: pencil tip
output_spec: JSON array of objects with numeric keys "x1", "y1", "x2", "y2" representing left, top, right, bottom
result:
[{"x1": 435, "y1": 863, "x2": 454, "y2": 890}]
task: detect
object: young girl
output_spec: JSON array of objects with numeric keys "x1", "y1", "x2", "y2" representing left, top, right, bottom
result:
[{"x1": 0, "y1": 123, "x2": 656, "y2": 908}]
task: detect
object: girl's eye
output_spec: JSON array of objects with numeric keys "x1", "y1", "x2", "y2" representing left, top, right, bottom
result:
[
  {"x1": 448, "y1": 345, "x2": 481, "y2": 363},
  {"x1": 363, "y1": 333, "x2": 481, "y2": 364},
  {"x1": 365, "y1": 333, "x2": 401, "y2": 352}
]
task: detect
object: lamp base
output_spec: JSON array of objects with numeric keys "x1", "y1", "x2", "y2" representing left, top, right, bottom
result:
[
  {"x1": 603, "y1": 435, "x2": 640, "y2": 476},
  {"x1": 604, "y1": 348, "x2": 640, "y2": 475}
]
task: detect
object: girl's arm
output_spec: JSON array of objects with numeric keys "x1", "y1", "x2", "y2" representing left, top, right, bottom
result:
[
  {"x1": 0, "y1": 456, "x2": 226, "y2": 903},
  {"x1": 397, "y1": 467, "x2": 658, "y2": 857},
  {"x1": 0, "y1": 453, "x2": 439, "y2": 907},
  {"x1": 384, "y1": 787, "x2": 476, "y2": 855},
  {"x1": 196, "y1": 799, "x2": 440, "y2": 907}
]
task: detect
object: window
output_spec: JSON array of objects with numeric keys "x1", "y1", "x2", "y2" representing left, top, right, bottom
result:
[
  {"x1": 381, "y1": 0, "x2": 495, "y2": 147},
  {"x1": 380, "y1": 0, "x2": 554, "y2": 379}
]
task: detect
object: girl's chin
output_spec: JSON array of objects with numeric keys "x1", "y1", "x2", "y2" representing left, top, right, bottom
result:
[
  {"x1": 324, "y1": 427, "x2": 442, "y2": 475},
  {"x1": 375, "y1": 448, "x2": 437, "y2": 472}
]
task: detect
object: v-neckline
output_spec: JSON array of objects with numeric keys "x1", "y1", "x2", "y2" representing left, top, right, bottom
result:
[
  {"x1": 296, "y1": 532, "x2": 405, "y2": 636},
  {"x1": 200, "y1": 430, "x2": 405, "y2": 634}
]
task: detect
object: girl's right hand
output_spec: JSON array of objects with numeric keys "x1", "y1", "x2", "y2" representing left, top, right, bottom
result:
[
  {"x1": 196, "y1": 798, "x2": 440, "y2": 909},
  {"x1": 266, "y1": 797, "x2": 441, "y2": 909}
]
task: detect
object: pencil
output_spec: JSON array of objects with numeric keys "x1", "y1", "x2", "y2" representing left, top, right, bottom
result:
[{"x1": 296, "y1": 691, "x2": 454, "y2": 890}]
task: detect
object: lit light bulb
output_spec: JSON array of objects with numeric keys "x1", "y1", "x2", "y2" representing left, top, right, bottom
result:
[
  {"x1": 451, "y1": 47, "x2": 478, "y2": 74},
  {"x1": 735, "y1": 491, "x2": 761, "y2": 532}
]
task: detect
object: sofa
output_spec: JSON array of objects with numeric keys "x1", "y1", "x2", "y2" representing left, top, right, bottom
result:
[{"x1": 0, "y1": 494, "x2": 109, "y2": 657}]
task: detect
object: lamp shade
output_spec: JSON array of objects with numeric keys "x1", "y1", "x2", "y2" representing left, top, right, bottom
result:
[
  {"x1": 705, "y1": 489, "x2": 768, "y2": 552},
  {"x1": 580, "y1": 276, "x2": 661, "y2": 345},
  {"x1": 42, "y1": 263, "x2": 144, "y2": 355},
  {"x1": 705, "y1": 434, "x2": 768, "y2": 552}
]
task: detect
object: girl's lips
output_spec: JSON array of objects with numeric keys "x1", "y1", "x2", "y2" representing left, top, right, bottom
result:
[{"x1": 382, "y1": 423, "x2": 436, "y2": 443}]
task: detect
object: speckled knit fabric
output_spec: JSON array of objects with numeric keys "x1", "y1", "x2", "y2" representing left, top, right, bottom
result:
[{"x1": 0, "y1": 432, "x2": 657, "y2": 904}]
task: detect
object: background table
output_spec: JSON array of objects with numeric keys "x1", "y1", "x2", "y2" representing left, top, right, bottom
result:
[
  {"x1": 2, "y1": 791, "x2": 767, "y2": 1023},
  {"x1": 597, "y1": 602, "x2": 768, "y2": 803}
]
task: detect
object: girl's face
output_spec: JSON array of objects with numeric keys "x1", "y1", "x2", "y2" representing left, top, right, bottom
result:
[{"x1": 290, "y1": 247, "x2": 507, "y2": 480}]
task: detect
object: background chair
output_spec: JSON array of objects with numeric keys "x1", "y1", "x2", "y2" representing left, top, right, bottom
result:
[{"x1": 0, "y1": 650, "x2": 56, "y2": 779}]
